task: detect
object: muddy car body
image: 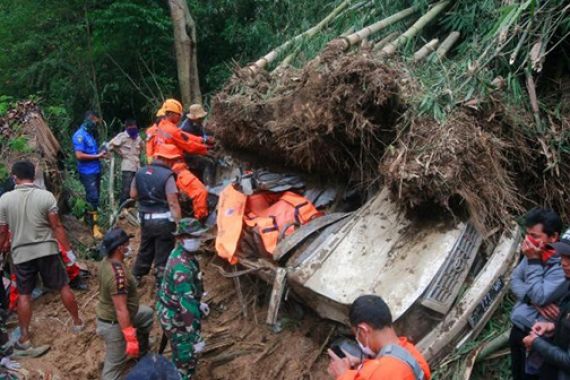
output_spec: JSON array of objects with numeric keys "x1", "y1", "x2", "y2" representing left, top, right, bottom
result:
[{"x1": 213, "y1": 165, "x2": 520, "y2": 363}]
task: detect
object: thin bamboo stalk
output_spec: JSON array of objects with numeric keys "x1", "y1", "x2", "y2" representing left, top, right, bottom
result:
[
  {"x1": 247, "y1": 0, "x2": 353, "y2": 74},
  {"x1": 339, "y1": 5, "x2": 420, "y2": 50},
  {"x1": 276, "y1": 27, "x2": 356, "y2": 70},
  {"x1": 526, "y1": 69, "x2": 542, "y2": 131},
  {"x1": 433, "y1": 31, "x2": 460, "y2": 60},
  {"x1": 372, "y1": 31, "x2": 399, "y2": 51},
  {"x1": 413, "y1": 38, "x2": 439, "y2": 62},
  {"x1": 380, "y1": 1, "x2": 450, "y2": 58}
]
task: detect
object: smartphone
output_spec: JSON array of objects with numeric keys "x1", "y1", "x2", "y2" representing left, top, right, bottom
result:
[{"x1": 330, "y1": 344, "x2": 346, "y2": 358}]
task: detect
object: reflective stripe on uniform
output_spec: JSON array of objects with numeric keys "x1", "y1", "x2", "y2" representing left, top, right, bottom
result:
[{"x1": 378, "y1": 344, "x2": 425, "y2": 380}]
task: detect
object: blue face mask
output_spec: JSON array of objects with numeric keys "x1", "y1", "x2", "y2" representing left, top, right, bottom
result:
[
  {"x1": 83, "y1": 119, "x2": 96, "y2": 133},
  {"x1": 126, "y1": 127, "x2": 139, "y2": 139}
]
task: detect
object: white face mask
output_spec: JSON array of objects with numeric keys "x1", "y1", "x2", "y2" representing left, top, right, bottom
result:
[
  {"x1": 182, "y1": 239, "x2": 201, "y2": 252},
  {"x1": 124, "y1": 246, "x2": 134, "y2": 258},
  {"x1": 356, "y1": 329, "x2": 376, "y2": 357}
]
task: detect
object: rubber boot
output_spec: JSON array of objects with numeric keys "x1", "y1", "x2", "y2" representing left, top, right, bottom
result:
[{"x1": 89, "y1": 211, "x2": 104, "y2": 240}]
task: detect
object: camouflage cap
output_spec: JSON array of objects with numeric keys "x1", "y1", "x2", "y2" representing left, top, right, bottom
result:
[{"x1": 173, "y1": 218, "x2": 208, "y2": 237}]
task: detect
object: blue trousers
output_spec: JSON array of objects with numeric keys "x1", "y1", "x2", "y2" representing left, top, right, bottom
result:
[{"x1": 79, "y1": 173, "x2": 101, "y2": 210}]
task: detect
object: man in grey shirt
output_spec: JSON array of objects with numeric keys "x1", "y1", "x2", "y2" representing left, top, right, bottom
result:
[{"x1": 0, "y1": 161, "x2": 83, "y2": 354}]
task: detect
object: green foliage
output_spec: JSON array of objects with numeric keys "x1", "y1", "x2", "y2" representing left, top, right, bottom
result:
[
  {"x1": 0, "y1": 163, "x2": 8, "y2": 182},
  {"x1": 8, "y1": 136, "x2": 31, "y2": 153},
  {"x1": 0, "y1": 95, "x2": 13, "y2": 116}
]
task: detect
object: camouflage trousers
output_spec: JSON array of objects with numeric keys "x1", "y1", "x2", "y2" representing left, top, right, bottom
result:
[{"x1": 164, "y1": 328, "x2": 204, "y2": 380}]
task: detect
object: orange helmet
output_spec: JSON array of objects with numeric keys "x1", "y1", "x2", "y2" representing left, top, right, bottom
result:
[
  {"x1": 162, "y1": 99, "x2": 183, "y2": 115},
  {"x1": 153, "y1": 144, "x2": 182, "y2": 160},
  {"x1": 155, "y1": 105, "x2": 166, "y2": 117}
]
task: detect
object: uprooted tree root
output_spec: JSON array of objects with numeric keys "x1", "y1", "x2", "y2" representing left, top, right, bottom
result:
[
  {"x1": 212, "y1": 48, "x2": 401, "y2": 183},
  {"x1": 0, "y1": 101, "x2": 63, "y2": 199},
  {"x1": 380, "y1": 110, "x2": 522, "y2": 233}
]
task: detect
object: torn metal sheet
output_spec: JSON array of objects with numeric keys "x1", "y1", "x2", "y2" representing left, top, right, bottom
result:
[{"x1": 288, "y1": 189, "x2": 463, "y2": 321}]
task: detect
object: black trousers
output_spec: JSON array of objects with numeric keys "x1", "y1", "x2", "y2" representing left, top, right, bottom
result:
[
  {"x1": 120, "y1": 170, "x2": 136, "y2": 205},
  {"x1": 133, "y1": 219, "x2": 175, "y2": 285},
  {"x1": 511, "y1": 325, "x2": 542, "y2": 380}
]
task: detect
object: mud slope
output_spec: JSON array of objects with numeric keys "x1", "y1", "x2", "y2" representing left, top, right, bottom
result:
[{"x1": 15, "y1": 222, "x2": 332, "y2": 379}]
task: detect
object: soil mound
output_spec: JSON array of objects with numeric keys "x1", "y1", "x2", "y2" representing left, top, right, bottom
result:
[
  {"x1": 212, "y1": 50, "x2": 401, "y2": 183},
  {"x1": 381, "y1": 109, "x2": 521, "y2": 232}
]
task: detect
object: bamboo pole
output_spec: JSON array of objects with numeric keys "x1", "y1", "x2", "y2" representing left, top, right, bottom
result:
[
  {"x1": 108, "y1": 154, "x2": 115, "y2": 225},
  {"x1": 433, "y1": 31, "x2": 460, "y2": 60},
  {"x1": 413, "y1": 38, "x2": 439, "y2": 62},
  {"x1": 276, "y1": 26, "x2": 356, "y2": 70},
  {"x1": 337, "y1": 5, "x2": 419, "y2": 51},
  {"x1": 372, "y1": 31, "x2": 399, "y2": 51},
  {"x1": 379, "y1": 1, "x2": 451, "y2": 58},
  {"x1": 247, "y1": 0, "x2": 353, "y2": 74}
]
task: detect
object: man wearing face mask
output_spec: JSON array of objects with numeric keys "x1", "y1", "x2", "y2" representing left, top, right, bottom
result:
[
  {"x1": 72, "y1": 110, "x2": 106, "y2": 239},
  {"x1": 96, "y1": 227, "x2": 153, "y2": 380},
  {"x1": 156, "y1": 218, "x2": 208, "y2": 380},
  {"x1": 108, "y1": 119, "x2": 146, "y2": 206},
  {"x1": 328, "y1": 295, "x2": 430, "y2": 380},
  {"x1": 523, "y1": 229, "x2": 570, "y2": 379},
  {"x1": 509, "y1": 208, "x2": 567, "y2": 380}
]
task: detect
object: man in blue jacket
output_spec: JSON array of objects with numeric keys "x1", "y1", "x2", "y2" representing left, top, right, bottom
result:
[
  {"x1": 72, "y1": 111, "x2": 105, "y2": 239},
  {"x1": 524, "y1": 230, "x2": 570, "y2": 380},
  {"x1": 510, "y1": 207, "x2": 568, "y2": 379}
]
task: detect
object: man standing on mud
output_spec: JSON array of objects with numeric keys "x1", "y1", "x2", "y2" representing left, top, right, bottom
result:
[
  {"x1": 510, "y1": 207, "x2": 567, "y2": 379},
  {"x1": 108, "y1": 118, "x2": 145, "y2": 206},
  {"x1": 130, "y1": 144, "x2": 181, "y2": 286},
  {"x1": 157, "y1": 218, "x2": 209, "y2": 379},
  {"x1": 96, "y1": 227, "x2": 153, "y2": 380},
  {"x1": 0, "y1": 161, "x2": 83, "y2": 354},
  {"x1": 72, "y1": 110, "x2": 105, "y2": 239}
]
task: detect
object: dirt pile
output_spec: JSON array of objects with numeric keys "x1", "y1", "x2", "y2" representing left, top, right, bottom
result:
[
  {"x1": 212, "y1": 48, "x2": 401, "y2": 183},
  {"x1": 14, "y1": 221, "x2": 332, "y2": 379},
  {"x1": 381, "y1": 109, "x2": 522, "y2": 232}
]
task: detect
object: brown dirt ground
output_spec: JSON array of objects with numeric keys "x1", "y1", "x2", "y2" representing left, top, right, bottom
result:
[{"x1": 12, "y1": 221, "x2": 332, "y2": 380}]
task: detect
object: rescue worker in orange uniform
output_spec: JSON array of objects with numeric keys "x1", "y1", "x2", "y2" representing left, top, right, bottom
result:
[
  {"x1": 328, "y1": 295, "x2": 431, "y2": 380},
  {"x1": 147, "y1": 99, "x2": 209, "y2": 161},
  {"x1": 171, "y1": 161, "x2": 208, "y2": 222},
  {"x1": 146, "y1": 106, "x2": 166, "y2": 161}
]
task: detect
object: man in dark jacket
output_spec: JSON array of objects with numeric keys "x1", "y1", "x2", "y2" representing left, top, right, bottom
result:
[
  {"x1": 524, "y1": 230, "x2": 570, "y2": 380},
  {"x1": 510, "y1": 208, "x2": 567, "y2": 379},
  {"x1": 130, "y1": 144, "x2": 181, "y2": 286}
]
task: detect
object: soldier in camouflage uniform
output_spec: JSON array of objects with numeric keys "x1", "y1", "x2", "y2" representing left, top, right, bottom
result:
[{"x1": 156, "y1": 218, "x2": 209, "y2": 379}]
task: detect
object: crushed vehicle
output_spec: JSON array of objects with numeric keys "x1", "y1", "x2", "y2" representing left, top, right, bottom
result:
[{"x1": 211, "y1": 166, "x2": 521, "y2": 363}]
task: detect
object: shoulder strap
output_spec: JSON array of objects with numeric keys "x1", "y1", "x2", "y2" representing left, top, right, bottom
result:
[{"x1": 378, "y1": 344, "x2": 425, "y2": 380}]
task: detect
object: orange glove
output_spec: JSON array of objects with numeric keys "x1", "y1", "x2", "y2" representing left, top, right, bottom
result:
[{"x1": 122, "y1": 326, "x2": 139, "y2": 357}]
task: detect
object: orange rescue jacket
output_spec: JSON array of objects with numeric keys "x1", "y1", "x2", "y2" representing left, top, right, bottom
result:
[
  {"x1": 337, "y1": 338, "x2": 431, "y2": 380},
  {"x1": 172, "y1": 163, "x2": 208, "y2": 220},
  {"x1": 215, "y1": 184, "x2": 247, "y2": 265},
  {"x1": 148, "y1": 119, "x2": 208, "y2": 157}
]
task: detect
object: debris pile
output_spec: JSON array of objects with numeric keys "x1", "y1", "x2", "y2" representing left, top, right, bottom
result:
[
  {"x1": 212, "y1": 49, "x2": 401, "y2": 181},
  {"x1": 381, "y1": 110, "x2": 521, "y2": 232},
  {"x1": 0, "y1": 101, "x2": 63, "y2": 199}
]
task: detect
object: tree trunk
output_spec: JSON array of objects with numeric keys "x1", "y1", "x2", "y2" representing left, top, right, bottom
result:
[{"x1": 168, "y1": 0, "x2": 202, "y2": 105}]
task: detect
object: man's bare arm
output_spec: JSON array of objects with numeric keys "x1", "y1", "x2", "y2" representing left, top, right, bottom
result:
[
  {"x1": 48, "y1": 212, "x2": 71, "y2": 252},
  {"x1": 167, "y1": 193, "x2": 181, "y2": 223},
  {"x1": 0, "y1": 225, "x2": 9, "y2": 254}
]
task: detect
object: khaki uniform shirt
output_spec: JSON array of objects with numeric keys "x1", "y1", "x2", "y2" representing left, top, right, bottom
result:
[
  {"x1": 96, "y1": 259, "x2": 139, "y2": 322},
  {"x1": 109, "y1": 131, "x2": 145, "y2": 172},
  {"x1": 0, "y1": 184, "x2": 59, "y2": 264}
]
